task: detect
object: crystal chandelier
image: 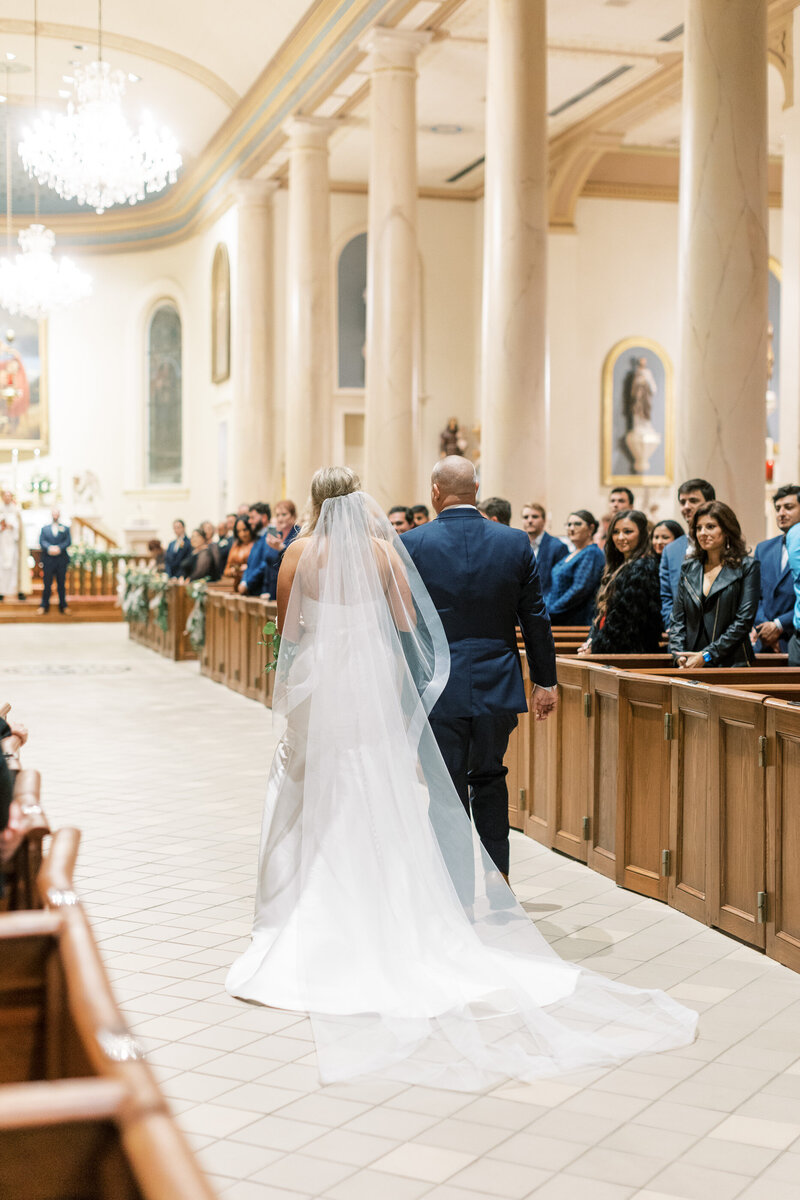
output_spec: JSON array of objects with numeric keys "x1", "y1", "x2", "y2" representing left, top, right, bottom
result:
[
  {"x1": 19, "y1": 59, "x2": 181, "y2": 214},
  {"x1": 0, "y1": 224, "x2": 92, "y2": 320}
]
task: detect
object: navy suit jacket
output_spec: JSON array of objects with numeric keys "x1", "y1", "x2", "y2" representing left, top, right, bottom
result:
[
  {"x1": 243, "y1": 530, "x2": 277, "y2": 596},
  {"x1": 660, "y1": 534, "x2": 688, "y2": 628},
  {"x1": 165, "y1": 536, "x2": 192, "y2": 578},
  {"x1": 755, "y1": 533, "x2": 795, "y2": 651},
  {"x1": 535, "y1": 531, "x2": 569, "y2": 598},
  {"x1": 39, "y1": 523, "x2": 71, "y2": 565},
  {"x1": 402, "y1": 507, "x2": 557, "y2": 720}
]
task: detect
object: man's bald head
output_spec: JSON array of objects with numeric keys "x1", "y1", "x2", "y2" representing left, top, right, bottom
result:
[{"x1": 430, "y1": 456, "x2": 479, "y2": 513}]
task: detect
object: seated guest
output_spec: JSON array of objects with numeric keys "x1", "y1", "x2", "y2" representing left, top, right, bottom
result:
[
  {"x1": 37, "y1": 507, "x2": 71, "y2": 615},
  {"x1": 754, "y1": 484, "x2": 800, "y2": 653},
  {"x1": 479, "y1": 497, "x2": 512, "y2": 525},
  {"x1": 609, "y1": 486, "x2": 634, "y2": 515},
  {"x1": 147, "y1": 539, "x2": 165, "y2": 570},
  {"x1": 411, "y1": 504, "x2": 429, "y2": 525},
  {"x1": 239, "y1": 502, "x2": 274, "y2": 596},
  {"x1": 652, "y1": 520, "x2": 684, "y2": 559},
  {"x1": 223, "y1": 518, "x2": 254, "y2": 588},
  {"x1": 660, "y1": 477, "x2": 716, "y2": 628},
  {"x1": 521, "y1": 502, "x2": 568, "y2": 597},
  {"x1": 580, "y1": 510, "x2": 661, "y2": 655},
  {"x1": 388, "y1": 506, "x2": 414, "y2": 533},
  {"x1": 669, "y1": 501, "x2": 759, "y2": 668},
  {"x1": 547, "y1": 511, "x2": 605, "y2": 625},
  {"x1": 165, "y1": 519, "x2": 193, "y2": 578},
  {"x1": 184, "y1": 528, "x2": 221, "y2": 583}
]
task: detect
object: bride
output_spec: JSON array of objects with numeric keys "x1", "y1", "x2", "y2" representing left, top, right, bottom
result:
[{"x1": 226, "y1": 467, "x2": 697, "y2": 1090}]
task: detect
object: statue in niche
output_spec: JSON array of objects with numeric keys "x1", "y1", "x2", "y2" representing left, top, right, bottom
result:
[
  {"x1": 439, "y1": 417, "x2": 468, "y2": 458},
  {"x1": 766, "y1": 321, "x2": 777, "y2": 423},
  {"x1": 72, "y1": 469, "x2": 102, "y2": 517},
  {"x1": 622, "y1": 355, "x2": 661, "y2": 475}
]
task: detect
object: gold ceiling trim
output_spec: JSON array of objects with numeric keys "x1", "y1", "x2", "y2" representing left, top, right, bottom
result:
[{"x1": 0, "y1": 18, "x2": 239, "y2": 109}]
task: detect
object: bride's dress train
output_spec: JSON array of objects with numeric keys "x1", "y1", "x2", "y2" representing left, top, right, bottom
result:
[{"x1": 226, "y1": 493, "x2": 697, "y2": 1090}]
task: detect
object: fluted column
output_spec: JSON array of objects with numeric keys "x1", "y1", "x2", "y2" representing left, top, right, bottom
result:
[
  {"x1": 480, "y1": 0, "x2": 548, "y2": 508},
  {"x1": 361, "y1": 28, "x2": 432, "y2": 510},
  {"x1": 678, "y1": 0, "x2": 768, "y2": 541},
  {"x1": 232, "y1": 179, "x2": 278, "y2": 505},
  {"x1": 779, "y1": 9, "x2": 800, "y2": 486},
  {"x1": 284, "y1": 117, "x2": 333, "y2": 503}
]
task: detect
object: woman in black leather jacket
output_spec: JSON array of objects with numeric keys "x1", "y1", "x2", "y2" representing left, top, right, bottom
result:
[
  {"x1": 580, "y1": 509, "x2": 662, "y2": 654},
  {"x1": 668, "y1": 501, "x2": 760, "y2": 668}
]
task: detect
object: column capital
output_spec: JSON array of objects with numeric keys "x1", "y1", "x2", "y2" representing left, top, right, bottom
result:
[
  {"x1": 231, "y1": 178, "x2": 280, "y2": 208},
  {"x1": 359, "y1": 27, "x2": 433, "y2": 71},
  {"x1": 282, "y1": 115, "x2": 339, "y2": 150}
]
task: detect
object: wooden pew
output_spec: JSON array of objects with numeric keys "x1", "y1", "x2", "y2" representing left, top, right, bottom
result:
[
  {"x1": 1, "y1": 767, "x2": 51, "y2": 914},
  {"x1": 128, "y1": 581, "x2": 197, "y2": 662},
  {"x1": 201, "y1": 592, "x2": 278, "y2": 708}
]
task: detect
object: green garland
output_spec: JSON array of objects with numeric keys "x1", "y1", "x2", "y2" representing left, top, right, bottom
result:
[
  {"x1": 185, "y1": 580, "x2": 208, "y2": 649},
  {"x1": 121, "y1": 567, "x2": 170, "y2": 627},
  {"x1": 70, "y1": 544, "x2": 131, "y2": 570},
  {"x1": 260, "y1": 619, "x2": 281, "y2": 674},
  {"x1": 148, "y1": 574, "x2": 170, "y2": 632}
]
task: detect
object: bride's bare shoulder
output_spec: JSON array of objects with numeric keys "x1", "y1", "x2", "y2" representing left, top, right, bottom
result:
[{"x1": 284, "y1": 536, "x2": 311, "y2": 562}]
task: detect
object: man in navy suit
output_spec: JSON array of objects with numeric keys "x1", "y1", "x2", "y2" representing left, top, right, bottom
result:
[
  {"x1": 402, "y1": 457, "x2": 557, "y2": 884},
  {"x1": 660, "y1": 477, "x2": 716, "y2": 628},
  {"x1": 38, "y1": 508, "x2": 71, "y2": 614},
  {"x1": 521, "y1": 502, "x2": 568, "y2": 598},
  {"x1": 754, "y1": 484, "x2": 800, "y2": 653},
  {"x1": 164, "y1": 519, "x2": 192, "y2": 578},
  {"x1": 239, "y1": 502, "x2": 273, "y2": 596}
]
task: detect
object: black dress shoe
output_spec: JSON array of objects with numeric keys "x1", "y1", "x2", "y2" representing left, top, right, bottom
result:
[{"x1": 17, "y1": 593, "x2": 26, "y2": 601}]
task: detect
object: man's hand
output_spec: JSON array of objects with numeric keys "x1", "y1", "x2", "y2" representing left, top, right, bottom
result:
[
  {"x1": 237, "y1": 581, "x2": 248, "y2": 594},
  {"x1": 532, "y1": 684, "x2": 557, "y2": 721},
  {"x1": 265, "y1": 533, "x2": 283, "y2": 551},
  {"x1": 47, "y1": 546, "x2": 60, "y2": 556},
  {"x1": 679, "y1": 651, "x2": 706, "y2": 669},
  {"x1": 756, "y1": 621, "x2": 781, "y2": 649}
]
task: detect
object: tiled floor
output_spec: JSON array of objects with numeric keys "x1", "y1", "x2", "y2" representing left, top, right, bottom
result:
[{"x1": 3, "y1": 623, "x2": 800, "y2": 1200}]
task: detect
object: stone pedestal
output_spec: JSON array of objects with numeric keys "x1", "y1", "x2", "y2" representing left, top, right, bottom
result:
[
  {"x1": 677, "y1": 0, "x2": 768, "y2": 542},
  {"x1": 480, "y1": 0, "x2": 548, "y2": 509},
  {"x1": 361, "y1": 28, "x2": 432, "y2": 510}
]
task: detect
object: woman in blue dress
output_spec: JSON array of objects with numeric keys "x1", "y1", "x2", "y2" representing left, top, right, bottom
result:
[{"x1": 547, "y1": 510, "x2": 605, "y2": 625}]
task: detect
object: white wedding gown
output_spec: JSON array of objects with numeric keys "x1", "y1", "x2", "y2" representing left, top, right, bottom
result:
[{"x1": 226, "y1": 493, "x2": 697, "y2": 1089}]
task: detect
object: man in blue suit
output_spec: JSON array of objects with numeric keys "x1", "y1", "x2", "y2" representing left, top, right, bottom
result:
[
  {"x1": 660, "y1": 477, "x2": 716, "y2": 628},
  {"x1": 38, "y1": 508, "x2": 71, "y2": 614},
  {"x1": 164, "y1": 519, "x2": 192, "y2": 578},
  {"x1": 521, "y1": 502, "x2": 568, "y2": 598},
  {"x1": 754, "y1": 484, "x2": 800, "y2": 653},
  {"x1": 403, "y1": 457, "x2": 557, "y2": 884},
  {"x1": 239, "y1": 502, "x2": 274, "y2": 596}
]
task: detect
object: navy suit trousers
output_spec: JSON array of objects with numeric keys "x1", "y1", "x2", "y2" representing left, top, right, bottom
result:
[{"x1": 41, "y1": 554, "x2": 68, "y2": 612}]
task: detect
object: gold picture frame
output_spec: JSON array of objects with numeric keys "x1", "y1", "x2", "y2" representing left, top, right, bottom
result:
[
  {"x1": 0, "y1": 311, "x2": 48, "y2": 458},
  {"x1": 211, "y1": 242, "x2": 231, "y2": 384},
  {"x1": 602, "y1": 335, "x2": 674, "y2": 488}
]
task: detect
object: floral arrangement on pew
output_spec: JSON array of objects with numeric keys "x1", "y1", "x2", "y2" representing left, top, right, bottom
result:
[
  {"x1": 69, "y1": 544, "x2": 130, "y2": 570},
  {"x1": 260, "y1": 619, "x2": 281, "y2": 674},
  {"x1": 148, "y1": 574, "x2": 170, "y2": 632},
  {"x1": 120, "y1": 567, "x2": 168, "y2": 626},
  {"x1": 185, "y1": 580, "x2": 208, "y2": 650}
]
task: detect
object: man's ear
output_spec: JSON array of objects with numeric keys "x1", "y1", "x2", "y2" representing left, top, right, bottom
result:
[{"x1": 431, "y1": 483, "x2": 440, "y2": 504}]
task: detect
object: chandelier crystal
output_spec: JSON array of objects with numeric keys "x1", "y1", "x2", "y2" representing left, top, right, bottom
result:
[
  {"x1": 0, "y1": 224, "x2": 92, "y2": 320},
  {"x1": 18, "y1": 60, "x2": 182, "y2": 214}
]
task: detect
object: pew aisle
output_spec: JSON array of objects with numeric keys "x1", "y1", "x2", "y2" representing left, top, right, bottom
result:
[{"x1": 3, "y1": 624, "x2": 800, "y2": 1200}]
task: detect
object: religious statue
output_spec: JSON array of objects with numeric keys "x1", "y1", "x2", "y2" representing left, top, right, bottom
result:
[
  {"x1": 0, "y1": 330, "x2": 29, "y2": 421},
  {"x1": 622, "y1": 355, "x2": 661, "y2": 474},
  {"x1": 72, "y1": 469, "x2": 102, "y2": 517},
  {"x1": 0, "y1": 487, "x2": 33, "y2": 601},
  {"x1": 439, "y1": 417, "x2": 468, "y2": 458}
]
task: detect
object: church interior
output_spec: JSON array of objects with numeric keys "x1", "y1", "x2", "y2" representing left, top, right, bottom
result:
[{"x1": 4, "y1": 2, "x2": 800, "y2": 1198}]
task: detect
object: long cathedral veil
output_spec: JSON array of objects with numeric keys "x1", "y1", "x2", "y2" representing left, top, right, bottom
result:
[{"x1": 241, "y1": 491, "x2": 696, "y2": 1089}]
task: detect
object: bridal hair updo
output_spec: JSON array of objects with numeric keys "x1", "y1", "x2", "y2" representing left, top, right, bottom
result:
[{"x1": 302, "y1": 466, "x2": 362, "y2": 535}]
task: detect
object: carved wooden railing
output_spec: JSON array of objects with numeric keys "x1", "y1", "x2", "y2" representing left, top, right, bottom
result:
[{"x1": 70, "y1": 517, "x2": 118, "y2": 549}]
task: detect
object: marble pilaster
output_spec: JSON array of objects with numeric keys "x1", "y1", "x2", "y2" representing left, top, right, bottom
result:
[
  {"x1": 231, "y1": 179, "x2": 278, "y2": 505},
  {"x1": 677, "y1": 0, "x2": 768, "y2": 542},
  {"x1": 284, "y1": 118, "x2": 334, "y2": 505},
  {"x1": 361, "y1": 28, "x2": 432, "y2": 510},
  {"x1": 778, "y1": 8, "x2": 800, "y2": 487},
  {"x1": 479, "y1": 0, "x2": 548, "y2": 509}
]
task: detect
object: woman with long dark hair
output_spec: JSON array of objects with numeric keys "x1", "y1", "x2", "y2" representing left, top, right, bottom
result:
[
  {"x1": 669, "y1": 501, "x2": 760, "y2": 668},
  {"x1": 651, "y1": 519, "x2": 684, "y2": 558},
  {"x1": 222, "y1": 517, "x2": 255, "y2": 588},
  {"x1": 579, "y1": 509, "x2": 662, "y2": 654}
]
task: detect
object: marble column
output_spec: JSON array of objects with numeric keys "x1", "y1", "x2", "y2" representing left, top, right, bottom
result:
[
  {"x1": 779, "y1": 8, "x2": 800, "y2": 487},
  {"x1": 361, "y1": 28, "x2": 432, "y2": 510},
  {"x1": 480, "y1": 0, "x2": 548, "y2": 509},
  {"x1": 231, "y1": 179, "x2": 278, "y2": 505},
  {"x1": 284, "y1": 117, "x2": 333, "y2": 504},
  {"x1": 677, "y1": 0, "x2": 768, "y2": 542}
]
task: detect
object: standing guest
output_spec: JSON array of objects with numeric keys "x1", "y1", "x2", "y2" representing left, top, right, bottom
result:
[
  {"x1": 521, "y1": 502, "x2": 568, "y2": 597},
  {"x1": 237, "y1": 502, "x2": 251, "y2": 518},
  {"x1": 479, "y1": 497, "x2": 512, "y2": 525},
  {"x1": 579, "y1": 510, "x2": 661, "y2": 654},
  {"x1": 0, "y1": 487, "x2": 32, "y2": 602},
  {"x1": 788, "y1": 517, "x2": 800, "y2": 665},
  {"x1": 217, "y1": 514, "x2": 237, "y2": 570},
  {"x1": 184, "y1": 528, "x2": 221, "y2": 583},
  {"x1": 669, "y1": 501, "x2": 760, "y2": 668},
  {"x1": 754, "y1": 484, "x2": 800, "y2": 654},
  {"x1": 388, "y1": 506, "x2": 414, "y2": 533},
  {"x1": 652, "y1": 520, "x2": 684, "y2": 559},
  {"x1": 223, "y1": 518, "x2": 255, "y2": 588},
  {"x1": 164, "y1": 519, "x2": 193, "y2": 578},
  {"x1": 262, "y1": 499, "x2": 301, "y2": 598},
  {"x1": 411, "y1": 504, "x2": 429, "y2": 525},
  {"x1": 547, "y1": 511, "x2": 605, "y2": 625},
  {"x1": 239, "y1": 502, "x2": 273, "y2": 596},
  {"x1": 201, "y1": 519, "x2": 222, "y2": 575},
  {"x1": 660, "y1": 478, "x2": 716, "y2": 627},
  {"x1": 609, "y1": 486, "x2": 634, "y2": 514},
  {"x1": 147, "y1": 539, "x2": 166, "y2": 570},
  {"x1": 37, "y1": 508, "x2": 71, "y2": 615}
]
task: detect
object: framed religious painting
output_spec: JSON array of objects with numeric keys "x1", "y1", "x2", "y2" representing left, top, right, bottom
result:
[
  {"x1": 602, "y1": 336, "x2": 674, "y2": 488},
  {"x1": 211, "y1": 242, "x2": 231, "y2": 384},
  {"x1": 0, "y1": 305, "x2": 48, "y2": 457}
]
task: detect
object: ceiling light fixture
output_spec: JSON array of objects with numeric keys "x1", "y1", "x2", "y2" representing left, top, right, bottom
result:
[{"x1": 18, "y1": 0, "x2": 180, "y2": 214}]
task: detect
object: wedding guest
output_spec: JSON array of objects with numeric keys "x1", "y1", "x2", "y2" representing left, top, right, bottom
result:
[
  {"x1": 580, "y1": 510, "x2": 661, "y2": 655},
  {"x1": 521, "y1": 502, "x2": 568, "y2": 598},
  {"x1": 201, "y1": 519, "x2": 222, "y2": 575},
  {"x1": 669, "y1": 501, "x2": 760, "y2": 668},
  {"x1": 388, "y1": 506, "x2": 414, "y2": 533},
  {"x1": 652, "y1": 519, "x2": 684, "y2": 559},
  {"x1": 223, "y1": 518, "x2": 255, "y2": 588},
  {"x1": 479, "y1": 497, "x2": 512, "y2": 525},
  {"x1": 754, "y1": 484, "x2": 800, "y2": 654},
  {"x1": 660, "y1": 477, "x2": 716, "y2": 627},
  {"x1": 547, "y1": 510, "x2": 605, "y2": 625},
  {"x1": 184, "y1": 528, "x2": 221, "y2": 583},
  {"x1": 37, "y1": 507, "x2": 71, "y2": 616},
  {"x1": 788, "y1": 517, "x2": 800, "y2": 665},
  {"x1": 147, "y1": 539, "x2": 166, "y2": 570},
  {"x1": 609, "y1": 486, "x2": 634, "y2": 514},
  {"x1": 237, "y1": 502, "x2": 251, "y2": 518},
  {"x1": 411, "y1": 505, "x2": 430, "y2": 525},
  {"x1": 165, "y1": 519, "x2": 192, "y2": 578},
  {"x1": 217, "y1": 514, "x2": 237, "y2": 570},
  {"x1": 239, "y1": 502, "x2": 275, "y2": 596},
  {"x1": 267, "y1": 500, "x2": 300, "y2": 552}
]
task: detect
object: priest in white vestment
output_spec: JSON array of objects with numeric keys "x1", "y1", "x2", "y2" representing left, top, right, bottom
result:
[{"x1": 0, "y1": 489, "x2": 32, "y2": 601}]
